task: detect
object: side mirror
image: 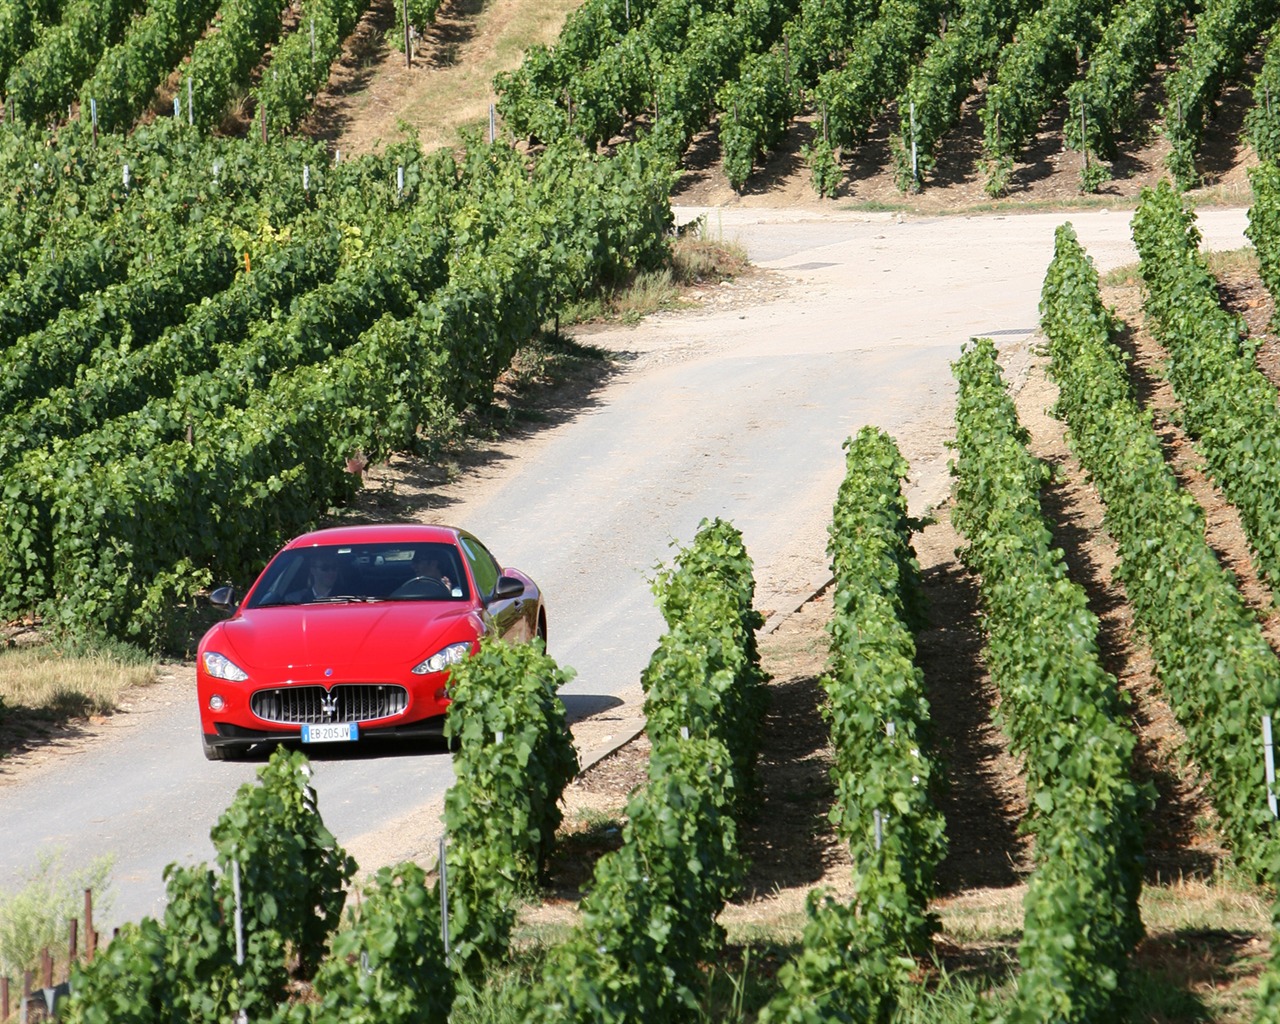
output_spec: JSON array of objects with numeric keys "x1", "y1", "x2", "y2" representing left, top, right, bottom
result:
[
  {"x1": 210, "y1": 585, "x2": 237, "y2": 610},
  {"x1": 493, "y1": 575, "x2": 525, "y2": 601}
]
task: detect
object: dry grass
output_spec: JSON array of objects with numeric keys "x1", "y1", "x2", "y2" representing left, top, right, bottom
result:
[
  {"x1": 0, "y1": 645, "x2": 155, "y2": 717},
  {"x1": 320, "y1": 0, "x2": 581, "y2": 156},
  {"x1": 671, "y1": 232, "x2": 750, "y2": 284},
  {"x1": 1204, "y1": 246, "x2": 1262, "y2": 282}
]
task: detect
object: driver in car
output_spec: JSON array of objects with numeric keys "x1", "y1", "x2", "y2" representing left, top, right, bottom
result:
[
  {"x1": 287, "y1": 555, "x2": 342, "y2": 603},
  {"x1": 412, "y1": 550, "x2": 452, "y2": 591}
]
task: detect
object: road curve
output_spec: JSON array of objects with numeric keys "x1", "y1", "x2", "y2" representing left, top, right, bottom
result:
[{"x1": 0, "y1": 205, "x2": 1250, "y2": 929}]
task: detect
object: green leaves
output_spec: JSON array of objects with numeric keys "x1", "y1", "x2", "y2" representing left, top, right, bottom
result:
[
  {"x1": 1161, "y1": 0, "x2": 1280, "y2": 188},
  {"x1": 765, "y1": 427, "x2": 942, "y2": 1022},
  {"x1": 63, "y1": 747, "x2": 356, "y2": 1023},
  {"x1": 299, "y1": 862, "x2": 453, "y2": 1024},
  {"x1": 951, "y1": 335, "x2": 1148, "y2": 1021},
  {"x1": 524, "y1": 519, "x2": 765, "y2": 1023},
  {"x1": 1045, "y1": 217, "x2": 1280, "y2": 882},
  {"x1": 980, "y1": 0, "x2": 1115, "y2": 192},
  {"x1": 0, "y1": 120, "x2": 676, "y2": 645},
  {"x1": 442, "y1": 636, "x2": 577, "y2": 973}
]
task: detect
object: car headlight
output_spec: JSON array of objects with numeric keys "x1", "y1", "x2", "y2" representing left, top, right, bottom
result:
[
  {"x1": 412, "y1": 642, "x2": 472, "y2": 675},
  {"x1": 202, "y1": 651, "x2": 249, "y2": 681}
]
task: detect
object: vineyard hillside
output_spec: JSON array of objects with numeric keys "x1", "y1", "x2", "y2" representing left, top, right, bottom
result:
[
  {"x1": 4, "y1": 0, "x2": 1280, "y2": 1019},
  {"x1": 318, "y1": 0, "x2": 1256, "y2": 211}
]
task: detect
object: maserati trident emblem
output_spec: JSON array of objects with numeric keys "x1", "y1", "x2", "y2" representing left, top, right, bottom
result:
[{"x1": 321, "y1": 693, "x2": 338, "y2": 719}]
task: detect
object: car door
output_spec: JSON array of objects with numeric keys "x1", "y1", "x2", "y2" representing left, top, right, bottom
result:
[{"x1": 458, "y1": 534, "x2": 531, "y2": 642}]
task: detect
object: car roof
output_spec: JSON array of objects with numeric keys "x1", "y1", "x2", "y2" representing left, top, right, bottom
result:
[{"x1": 283, "y1": 524, "x2": 463, "y2": 548}]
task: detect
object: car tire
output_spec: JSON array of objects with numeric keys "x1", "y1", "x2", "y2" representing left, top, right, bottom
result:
[{"x1": 202, "y1": 735, "x2": 238, "y2": 761}]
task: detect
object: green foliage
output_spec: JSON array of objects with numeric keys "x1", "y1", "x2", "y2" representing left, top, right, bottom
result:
[
  {"x1": 182, "y1": 0, "x2": 288, "y2": 131},
  {"x1": 0, "y1": 120, "x2": 676, "y2": 645},
  {"x1": 520, "y1": 518, "x2": 765, "y2": 1022},
  {"x1": 442, "y1": 636, "x2": 578, "y2": 973},
  {"x1": 4, "y1": 0, "x2": 143, "y2": 125},
  {"x1": 802, "y1": 135, "x2": 840, "y2": 197},
  {"x1": 761, "y1": 890, "x2": 916, "y2": 1024},
  {"x1": 0, "y1": 850, "x2": 114, "y2": 980},
  {"x1": 764, "y1": 427, "x2": 945, "y2": 1022},
  {"x1": 0, "y1": 218, "x2": 240, "y2": 413},
  {"x1": 895, "y1": 0, "x2": 1029, "y2": 191},
  {"x1": 950, "y1": 336, "x2": 1148, "y2": 1020},
  {"x1": 65, "y1": 747, "x2": 355, "y2": 1022},
  {"x1": 647, "y1": 516, "x2": 767, "y2": 775},
  {"x1": 79, "y1": 0, "x2": 223, "y2": 134},
  {"x1": 495, "y1": 0, "x2": 788, "y2": 159},
  {"x1": 1247, "y1": 29, "x2": 1280, "y2": 162},
  {"x1": 811, "y1": 0, "x2": 947, "y2": 152},
  {"x1": 292, "y1": 862, "x2": 454, "y2": 1024},
  {"x1": 211, "y1": 747, "x2": 356, "y2": 980},
  {"x1": 62, "y1": 918, "x2": 168, "y2": 1024},
  {"x1": 0, "y1": 0, "x2": 42, "y2": 89},
  {"x1": 1140, "y1": 182, "x2": 1280, "y2": 603},
  {"x1": 717, "y1": 47, "x2": 796, "y2": 191},
  {"x1": 252, "y1": 0, "x2": 370, "y2": 135},
  {"x1": 980, "y1": 0, "x2": 1115, "y2": 191},
  {"x1": 1161, "y1": 0, "x2": 1280, "y2": 188},
  {"x1": 1063, "y1": 0, "x2": 1188, "y2": 171},
  {"x1": 1249, "y1": 162, "x2": 1280, "y2": 311},
  {"x1": 524, "y1": 734, "x2": 743, "y2": 1024},
  {"x1": 1045, "y1": 213, "x2": 1280, "y2": 882}
]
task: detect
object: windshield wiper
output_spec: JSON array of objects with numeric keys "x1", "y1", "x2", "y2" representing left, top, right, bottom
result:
[{"x1": 309, "y1": 595, "x2": 385, "y2": 604}]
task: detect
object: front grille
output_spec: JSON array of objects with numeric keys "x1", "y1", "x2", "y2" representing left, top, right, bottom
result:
[{"x1": 251, "y1": 684, "x2": 409, "y2": 725}]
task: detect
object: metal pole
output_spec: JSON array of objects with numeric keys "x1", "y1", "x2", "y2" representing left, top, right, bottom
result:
[
  {"x1": 1265, "y1": 714, "x2": 1277, "y2": 818},
  {"x1": 188, "y1": 78, "x2": 193, "y2": 126},
  {"x1": 873, "y1": 809, "x2": 883, "y2": 850},
  {"x1": 232, "y1": 860, "x2": 245, "y2": 966},
  {"x1": 439, "y1": 836, "x2": 450, "y2": 957},
  {"x1": 403, "y1": 0, "x2": 411, "y2": 68},
  {"x1": 910, "y1": 101, "x2": 917, "y2": 180},
  {"x1": 1081, "y1": 104, "x2": 1088, "y2": 172}
]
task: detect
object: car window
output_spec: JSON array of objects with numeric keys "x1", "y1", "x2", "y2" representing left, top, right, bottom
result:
[
  {"x1": 244, "y1": 542, "x2": 469, "y2": 607},
  {"x1": 459, "y1": 535, "x2": 500, "y2": 599}
]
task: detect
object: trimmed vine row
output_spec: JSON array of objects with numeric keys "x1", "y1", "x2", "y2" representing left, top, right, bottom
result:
[
  {"x1": 1040, "y1": 220, "x2": 1280, "y2": 879},
  {"x1": 951, "y1": 335, "x2": 1148, "y2": 1021},
  {"x1": 762, "y1": 426, "x2": 945, "y2": 1023}
]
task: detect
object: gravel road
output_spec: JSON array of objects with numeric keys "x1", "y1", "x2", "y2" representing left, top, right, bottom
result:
[{"x1": 0, "y1": 204, "x2": 1251, "y2": 929}]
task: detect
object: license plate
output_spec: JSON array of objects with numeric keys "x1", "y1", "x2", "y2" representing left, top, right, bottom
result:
[{"x1": 302, "y1": 722, "x2": 358, "y2": 744}]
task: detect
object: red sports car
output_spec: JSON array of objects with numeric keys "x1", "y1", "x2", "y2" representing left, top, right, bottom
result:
[{"x1": 196, "y1": 524, "x2": 546, "y2": 761}]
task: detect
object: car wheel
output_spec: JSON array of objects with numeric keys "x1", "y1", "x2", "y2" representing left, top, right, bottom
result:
[{"x1": 202, "y1": 735, "x2": 238, "y2": 761}]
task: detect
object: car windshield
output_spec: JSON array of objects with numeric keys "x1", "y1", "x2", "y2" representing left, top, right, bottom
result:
[{"x1": 245, "y1": 542, "x2": 469, "y2": 608}]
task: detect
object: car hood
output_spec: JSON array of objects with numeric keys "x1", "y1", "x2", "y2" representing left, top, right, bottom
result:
[{"x1": 214, "y1": 603, "x2": 478, "y2": 674}]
